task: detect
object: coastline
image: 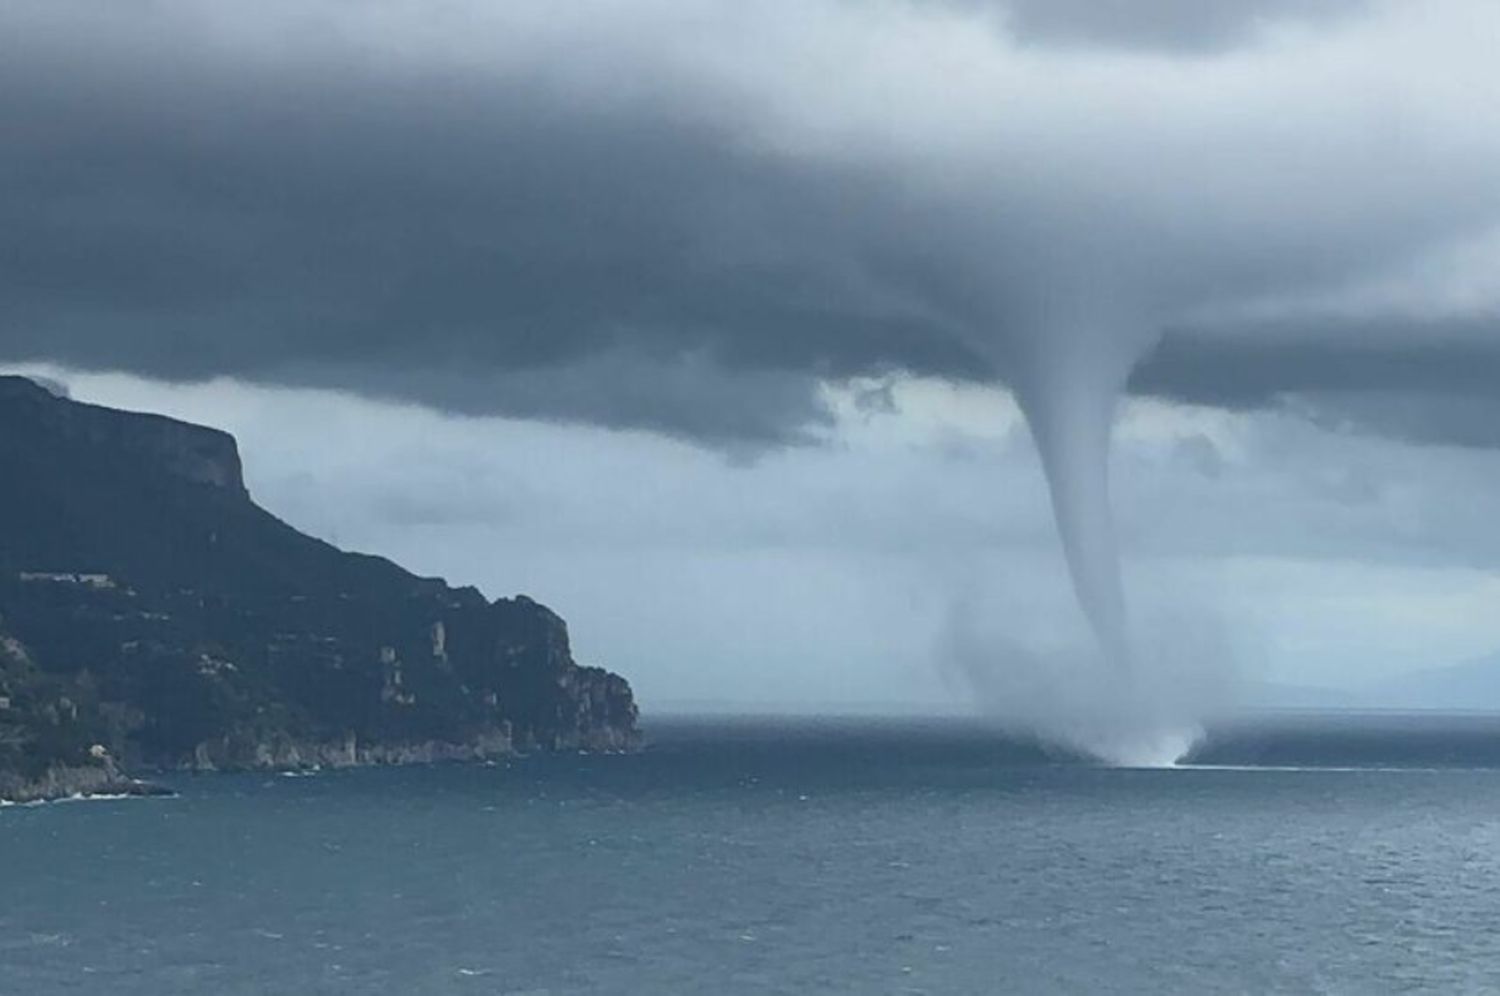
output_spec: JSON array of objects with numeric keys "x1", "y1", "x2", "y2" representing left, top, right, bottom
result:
[
  {"x1": 0, "y1": 762, "x2": 172, "y2": 806},
  {"x1": 2, "y1": 728, "x2": 644, "y2": 806}
]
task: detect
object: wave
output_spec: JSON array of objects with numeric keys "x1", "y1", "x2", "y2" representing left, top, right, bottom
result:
[{"x1": 1, "y1": 790, "x2": 175, "y2": 809}]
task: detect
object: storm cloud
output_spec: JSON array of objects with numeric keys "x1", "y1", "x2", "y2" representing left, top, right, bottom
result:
[
  {"x1": 978, "y1": 0, "x2": 1368, "y2": 54},
  {"x1": 4, "y1": 0, "x2": 1500, "y2": 446}
]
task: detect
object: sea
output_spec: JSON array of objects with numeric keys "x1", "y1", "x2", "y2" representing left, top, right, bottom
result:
[{"x1": 5, "y1": 713, "x2": 1500, "y2": 994}]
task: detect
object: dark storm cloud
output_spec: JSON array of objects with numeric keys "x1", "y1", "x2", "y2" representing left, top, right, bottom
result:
[
  {"x1": 0, "y1": 4, "x2": 1000, "y2": 444},
  {"x1": 1133, "y1": 317, "x2": 1500, "y2": 448},
  {"x1": 985, "y1": 0, "x2": 1367, "y2": 54},
  {"x1": 314, "y1": 353, "x2": 846, "y2": 449},
  {"x1": 3, "y1": 1, "x2": 1500, "y2": 447},
  {"x1": 1135, "y1": 318, "x2": 1500, "y2": 408}
]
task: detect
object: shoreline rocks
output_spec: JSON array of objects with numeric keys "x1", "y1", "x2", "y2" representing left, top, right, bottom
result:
[{"x1": 0, "y1": 760, "x2": 171, "y2": 806}]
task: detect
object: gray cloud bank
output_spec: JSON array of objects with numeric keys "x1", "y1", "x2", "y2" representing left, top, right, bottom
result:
[
  {"x1": 3, "y1": 0, "x2": 1499, "y2": 446},
  {"x1": 972, "y1": 0, "x2": 1367, "y2": 54}
]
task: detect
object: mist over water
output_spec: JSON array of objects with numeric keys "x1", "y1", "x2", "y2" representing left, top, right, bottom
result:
[{"x1": 942, "y1": 558, "x2": 1241, "y2": 767}]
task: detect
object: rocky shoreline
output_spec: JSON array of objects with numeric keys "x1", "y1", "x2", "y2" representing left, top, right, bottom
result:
[
  {"x1": 182, "y1": 730, "x2": 517, "y2": 773},
  {"x1": 2, "y1": 730, "x2": 648, "y2": 804},
  {"x1": 0, "y1": 760, "x2": 172, "y2": 806}
]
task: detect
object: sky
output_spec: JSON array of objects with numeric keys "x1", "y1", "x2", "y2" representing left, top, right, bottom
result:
[{"x1": 5, "y1": 1, "x2": 1500, "y2": 718}]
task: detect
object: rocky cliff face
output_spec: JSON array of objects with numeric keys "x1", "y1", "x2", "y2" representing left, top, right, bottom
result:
[
  {"x1": 0, "y1": 375, "x2": 247, "y2": 494},
  {"x1": 0, "y1": 375, "x2": 640, "y2": 800}
]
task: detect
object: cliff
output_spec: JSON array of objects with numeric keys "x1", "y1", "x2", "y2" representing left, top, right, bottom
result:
[{"x1": 0, "y1": 375, "x2": 639, "y2": 801}]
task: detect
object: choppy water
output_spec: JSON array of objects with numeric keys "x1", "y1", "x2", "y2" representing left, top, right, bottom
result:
[{"x1": 6, "y1": 714, "x2": 1500, "y2": 994}]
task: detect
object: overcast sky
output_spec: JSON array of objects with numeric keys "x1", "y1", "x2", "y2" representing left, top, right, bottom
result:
[{"x1": 6, "y1": 1, "x2": 1500, "y2": 714}]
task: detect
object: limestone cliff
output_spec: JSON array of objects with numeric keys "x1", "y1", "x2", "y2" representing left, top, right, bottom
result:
[{"x1": 0, "y1": 375, "x2": 640, "y2": 801}]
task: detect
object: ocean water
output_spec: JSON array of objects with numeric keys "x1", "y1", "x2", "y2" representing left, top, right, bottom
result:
[{"x1": 6, "y1": 714, "x2": 1500, "y2": 994}]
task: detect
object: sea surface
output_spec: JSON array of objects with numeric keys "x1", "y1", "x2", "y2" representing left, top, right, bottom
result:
[{"x1": 6, "y1": 713, "x2": 1500, "y2": 994}]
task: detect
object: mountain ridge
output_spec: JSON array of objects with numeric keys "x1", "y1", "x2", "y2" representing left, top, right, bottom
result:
[{"x1": 0, "y1": 375, "x2": 639, "y2": 802}]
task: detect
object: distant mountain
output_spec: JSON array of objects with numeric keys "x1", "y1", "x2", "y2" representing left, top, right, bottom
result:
[
  {"x1": 0, "y1": 375, "x2": 638, "y2": 802},
  {"x1": 1365, "y1": 654, "x2": 1500, "y2": 712},
  {"x1": 1238, "y1": 679, "x2": 1359, "y2": 713},
  {"x1": 1238, "y1": 656, "x2": 1500, "y2": 716}
]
